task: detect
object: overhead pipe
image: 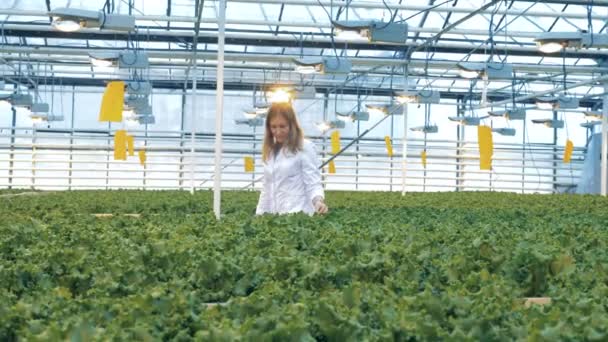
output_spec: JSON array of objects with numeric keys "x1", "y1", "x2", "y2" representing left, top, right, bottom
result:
[
  {"x1": 5, "y1": 53, "x2": 607, "y2": 81},
  {"x1": 1, "y1": 55, "x2": 602, "y2": 93},
  {"x1": 0, "y1": 21, "x2": 541, "y2": 40},
  {"x1": 1, "y1": 22, "x2": 606, "y2": 58},
  {"x1": 188, "y1": 0, "x2": 205, "y2": 195},
  {"x1": 4, "y1": 76, "x2": 600, "y2": 106},
  {"x1": 2, "y1": 45, "x2": 607, "y2": 75}
]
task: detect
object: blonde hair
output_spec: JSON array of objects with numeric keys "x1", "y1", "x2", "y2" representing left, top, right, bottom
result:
[{"x1": 262, "y1": 103, "x2": 304, "y2": 162}]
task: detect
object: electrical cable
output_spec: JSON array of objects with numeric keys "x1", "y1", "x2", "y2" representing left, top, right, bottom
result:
[
  {"x1": 422, "y1": 0, "x2": 539, "y2": 93},
  {"x1": 314, "y1": 0, "x2": 340, "y2": 60},
  {"x1": 373, "y1": 0, "x2": 396, "y2": 30},
  {"x1": 520, "y1": 78, "x2": 542, "y2": 192},
  {"x1": 587, "y1": 0, "x2": 594, "y2": 47},
  {"x1": 395, "y1": 0, "x2": 454, "y2": 23}
]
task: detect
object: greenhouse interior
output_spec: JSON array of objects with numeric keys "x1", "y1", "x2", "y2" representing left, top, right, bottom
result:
[{"x1": 2, "y1": 0, "x2": 608, "y2": 340}]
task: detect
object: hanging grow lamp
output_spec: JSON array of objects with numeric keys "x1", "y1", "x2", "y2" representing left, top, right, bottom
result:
[
  {"x1": 395, "y1": 89, "x2": 440, "y2": 104},
  {"x1": 457, "y1": 62, "x2": 513, "y2": 80},
  {"x1": 488, "y1": 108, "x2": 526, "y2": 120},
  {"x1": 333, "y1": 20, "x2": 408, "y2": 43},
  {"x1": 293, "y1": 57, "x2": 352, "y2": 75},
  {"x1": 410, "y1": 125, "x2": 438, "y2": 134},
  {"x1": 531, "y1": 119, "x2": 564, "y2": 128},
  {"x1": 336, "y1": 111, "x2": 369, "y2": 122},
  {"x1": 49, "y1": 7, "x2": 135, "y2": 32},
  {"x1": 535, "y1": 96, "x2": 579, "y2": 110}
]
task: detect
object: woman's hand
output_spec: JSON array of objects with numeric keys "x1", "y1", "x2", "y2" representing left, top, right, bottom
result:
[{"x1": 313, "y1": 197, "x2": 328, "y2": 214}]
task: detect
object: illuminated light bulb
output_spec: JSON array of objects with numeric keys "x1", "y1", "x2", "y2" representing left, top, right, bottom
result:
[
  {"x1": 268, "y1": 89, "x2": 292, "y2": 103},
  {"x1": 52, "y1": 18, "x2": 82, "y2": 32},
  {"x1": 316, "y1": 121, "x2": 331, "y2": 132},
  {"x1": 460, "y1": 69, "x2": 480, "y2": 79},
  {"x1": 367, "y1": 107, "x2": 388, "y2": 116},
  {"x1": 254, "y1": 107, "x2": 268, "y2": 116},
  {"x1": 90, "y1": 57, "x2": 115, "y2": 67},
  {"x1": 295, "y1": 65, "x2": 319, "y2": 74},
  {"x1": 334, "y1": 28, "x2": 367, "y2": 40},
  {"x1": 537, "y1": 41, "x2": 564, "y2": 54},
  {"x1": 396, "y1": 94, "x2": 417, "y2": 104},
  {"x1": 336, "y1": 114, "x2": 350, "y2": 122},
  {"x1": 243, "y1": 111, "x2": 258, "y2": 120}
]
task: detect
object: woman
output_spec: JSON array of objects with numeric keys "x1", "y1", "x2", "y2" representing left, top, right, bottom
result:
[{"x1": 256, "y1": 103, "x2": 328, "y2": 215}]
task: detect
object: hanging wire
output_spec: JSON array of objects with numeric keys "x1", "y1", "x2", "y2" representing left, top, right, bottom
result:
[
  {"x1": 500, "y1": 0, "x2": 509, "y2": 63},
  {"x1": 421, "y1": 0, "x2": 539, "y2": 94},
  {"x1": 587, "y1": 0, "x2": 594, "y2": 47},
  {"x1": 487, "y1": 0, "x2": 509, "y2": 63},
  {"x1": 524, "y1": 119, "x2": 543, "y2": 192},
  {"x1": 394, "y1": 0, "x2": 454, "y2": 23},
  {"x1": 519, "y1": 80, "x2": 542, "y2": 192},
  {"x1": 422, "y1": 41, "x2": 432, "y2": 90},
  {"x1": 314, "y1": 0, "x2": 341, "y2": 60},
  {"x1": 373, "y1": 0, "x2": 397, "y2": 30},
  {"x1": 562, "y1": 50, "x2": 568, "y2": 96},
  {"x1": 488, "y1": 1, "x2": 496, "y2": 61}
]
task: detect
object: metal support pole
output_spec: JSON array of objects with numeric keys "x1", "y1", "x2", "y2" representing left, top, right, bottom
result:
[
  {"x1": 8, "y1": 107, "x2": 16, "y2": 189},
  {"x1": 389, "y1": 106, "x2": 394, "y2": 192},
  {"x1": 189, "y1": 0, "x2": 204, "y2": 193},
  {"x1": 602, "y1": 81, "x2": 608, "y2": 195},
  {"x1": 252, "y1": 124, "x2": 257, "y2": 190},
  {"x1": 423, "y1": 135, "x2": 427, "y2": 192},
  {"x1": 31, "y1": 126, "x2": 37, "y2": 190},
  {"x1": 401, "y1": 66, "x2": 408, "y2": 196},
  {"x1": 321, "y1": 90, "x2": 328, "y2": 187},
  {"x1": 213, "y1": 0, "x2": 227, "y2": 219},
  {"x1": 456, "y1": 97, "x2": 464, "y2": 191},
  {"x1": 179, "y1": 90, "x2": 186, "y2": 189},
  {"x1": 105, "y1": 122, "x2": 110, "y2": 190},
  {"x1": 68, "y1": 85, "x2": 75, "y2": 190},
  {"x1": 143, "y1": 125, "x2": 148, "y2": 189},
  {"x1": 522, "y1": 118, "x2": 526, "y2": 194},
  {"x1": 355, "y1": 94, "x2": 360, "y2": 191},
  {"x1": 190, "y1": 69, "x2": 197, "y2": 194},
  {"x1": 552, "y1": 110, "x2": 558, "y2": 193}
]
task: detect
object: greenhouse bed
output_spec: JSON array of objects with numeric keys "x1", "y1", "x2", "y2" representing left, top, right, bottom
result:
[{"x1": 1, "y1": 190, "x2": 607, "y2": 340}]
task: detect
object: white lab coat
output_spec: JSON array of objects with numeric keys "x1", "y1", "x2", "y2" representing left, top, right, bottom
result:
[{"x1": 256, "y1": 139, "x2": 325, "y2": 215}]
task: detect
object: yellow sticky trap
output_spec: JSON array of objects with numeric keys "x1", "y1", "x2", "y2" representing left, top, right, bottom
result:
[
  {"x1": 126, "y1": 135, "x2": 135, "y2": 156},
  {"x1": 138, "y1": 150, "x2": 147, "y2": 165},
  {"x1": 421, "y1": 150, "x2": 427, "y2": 168},
  {"x1": 114, "y1": 130, "x2": 127, "y2": 161},
  {"x1": 478, "y1": 125, "x2": 493, "y2": 170},
  {"x1": 244, "y1": 156, "x2": 255, "y2": 172},
  {"x1": 330, "y1": 130, "x2": 341, "y2": 154},
  {"x1": 384, "y1": 136, "x2": 394, "y2": 157},
  {"x1": 563, "y1": 139, "x2": 573, "y2": 163},
  {"x1": 98, "y1": 81, "x2": 125, "y2": 122},
  {"x1": 328, "y1": 160, "x2": 336, "y2": 174}
]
